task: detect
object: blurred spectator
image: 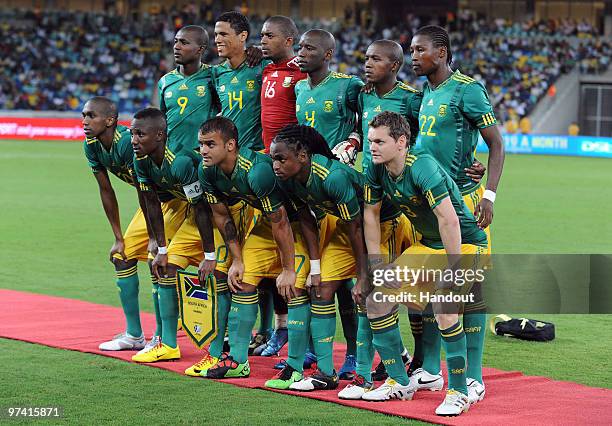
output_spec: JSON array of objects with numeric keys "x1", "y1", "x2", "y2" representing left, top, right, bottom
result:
[
  {"x1": 568, "y1": 122, "x2": 580, "y2": 136},
  {"x1": 519, "y1": 117, "x2": 532, "y2": 134}
]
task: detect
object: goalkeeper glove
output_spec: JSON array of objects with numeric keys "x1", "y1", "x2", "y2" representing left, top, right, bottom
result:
[{"x1": 332, "y1": 132, "x2": 360, "y2": 166}]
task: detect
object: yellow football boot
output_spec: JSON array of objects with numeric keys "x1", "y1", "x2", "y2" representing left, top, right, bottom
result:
[
  {"x1": 184, "y1": 352, "x2": 219, "y2": 377},
  {"x1": 131, "y1": 343, "x2": 181, "y2": 363}
]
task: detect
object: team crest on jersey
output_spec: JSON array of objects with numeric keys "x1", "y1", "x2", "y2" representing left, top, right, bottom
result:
[
  {"x1": 231, "y1": 76, "x2": 239, "y2": 84},
  {"x1": 219, "y1": 85, "x2": 226, "y2": 92},
  {"x1": 374, "y1": 105, "x2": 382, "y2": 112},
  {"x1": 282, "y1": 76, "x2": 293, "y2": 87},
  {"x1": 165, "y1": 91, "x2": 173, "y2": 98},
  {"x1": 438, "y1": 104, "x2": 447, "y2": 117},
  {"x1": 179, "y1": 83, "x2": 188, "y2": 90},
  {"x1": 324, "y1": 100, "x2": 334, "y2": 112},
  {"x1": 246, "y1": 80, "x2": 255, "y2": 91},
  {"x1": 196, "y1": 86, "x2": 206, "y2": 97},
  {"x1": 306, "y1": 97, "x2": 315, "y2": 104}
]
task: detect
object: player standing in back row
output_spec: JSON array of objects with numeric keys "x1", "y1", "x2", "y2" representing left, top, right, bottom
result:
[{"x1": 410, "y1": 25, "x2": 505, "y2": 404}]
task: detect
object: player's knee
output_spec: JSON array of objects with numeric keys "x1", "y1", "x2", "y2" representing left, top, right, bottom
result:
[
  {"x1": 113, "y1": 258, "x2": 137, "y2": 272},
  {"x1": 435, "y1": 313, "x2": 459, "y2": 330},
  {"x1": 365, "y1": 292, "x2": 392, "y2": 319}
]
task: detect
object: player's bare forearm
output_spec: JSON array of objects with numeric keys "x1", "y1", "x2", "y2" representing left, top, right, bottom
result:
[
  {"x1": 211, "y1": 203, "x2": 242, "y2": 262},
  {"x1": 269, "y1": 206, "x2": 296, "y2": 271},
  {"x1": 346, "y1": 215, "x2": 368, "y2": 277},
  {"x1": 142, "y1": 190, "x2": 166, "y2": 247},
  {"x1": 95, "y1": 171, "x2": 122, "y2": 241},
  {"x1": 297, "y1": 207, "x2": 320, "y2": 261},
  {"x1": 480, "y1": 125, "x2": 505, "y2": 192},
  {"x1": 363, "y1": 202, "x2": 382, "y2": 255},
  {"x1": 433, "y1": 198, "x2": 462, "y2": 270},
  {"x1": 194, "y1": 200, "x2": 215, "y2": 253}
]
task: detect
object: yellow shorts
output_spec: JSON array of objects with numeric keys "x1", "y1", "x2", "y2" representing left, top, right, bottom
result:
[
  {"x1": 380, "y1": 214, "x2": 420, "y2": 263},
  {"x1": 115, "y1": 198, "x2": 188, "y2": 262},
  {"x1": 168, "y1": 201, "x2": 252, "y2": 271},
  {"x1": 374, "y1": 240, "x2": 488, "y2": 311},
  {"x1": 242, "y1": 217, "x2": 310, "y2": 288},
  {"x1": 463, "y1": 185, "x2": 492, "y2": 255}
]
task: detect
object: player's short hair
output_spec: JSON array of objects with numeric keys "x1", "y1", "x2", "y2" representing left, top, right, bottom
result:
[
  {"x1": 273, "y1": 124, "x2": 336, "y2": 159},
  {"x1": 86, "y1": 96, "x2": 118, "y2": 120},
  {"x1": 369, "y1": 111, "x2": 412, "y2": 145},
  {"x1": 179, "y1": 25, "x2": 209, "y2": 48},
  {"x1": 371, "y1": 39, "x2": 404, "y2": 71},
  {"x1": 414, "y1": 25, "x2": 452, "y2": 65},
  {"x1": 133, "y1": 107, "x2": 167, "y2": 131},
  {"x1": 216, "y1": 11, "x2": 250, "y2": 38},
  {"x1": 199, "y1": 116, "x2": 238, "y2": 143},
  {"x1": 265, "y1": 15, "x2": 298, "y2": 40},
  {"x1": 303, "y1": 29, "x2": 335, "y2": 52}
]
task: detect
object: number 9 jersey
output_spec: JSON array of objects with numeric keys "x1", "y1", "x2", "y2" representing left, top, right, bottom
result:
[
  {"x1": 416, "y1": 70, "x2": 497, "y2": 194},
  {"x1": 158, "y1": 64, "x2": 219, "y2": 152}
]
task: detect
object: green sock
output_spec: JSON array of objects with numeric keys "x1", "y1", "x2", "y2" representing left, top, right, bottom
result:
[
  {"x1": 422, "y1": 309, "x2": 442, "y2": 374},
  {"x1": 208, "y1": 277, "x2": 231, "y2": 358},
  {"x1": 336, "y1": 281, "x2": 357, "y2": 356},
  {"x1": 158, "y1": 278, "x2": 179, "y2": 348},
  {"x1": 370, "y1": 311, "x2": 409, "y2": 386},
  {"x1": 286, "y1": 295, "x2": 311, "y2": 373},
  {"x1": 408, "y1": 311, "x2": 424, "y2": 363},
  {"x1": 228, "y1": 292, "x2": 259, "y2": 364},
  {"x1": 440, "y1": 321, "x2": 468, "y2": 395},
  {"x1": 356, "y1": 308, "x2": 374, "y2": 382},
  {"x1": 257, "y1": 284, "x2": 274, "y2": 335},
  {"x1": 115, "y1": 265, "x2": 142, "y2": 337},
  {"x1": 310, "y1": 300, "x2": 337, "y2": 375},
  {"x1": 464, "y1": 300, "x2": 487, "y2": 383},
  {"x1": 151, "y1": 276, "x2": 162, "y2": 338}
]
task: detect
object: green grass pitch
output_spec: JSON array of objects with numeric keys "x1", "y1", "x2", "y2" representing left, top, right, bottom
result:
[{"x1": 1, "y1": 139, "x2": 610, "y2": 424}]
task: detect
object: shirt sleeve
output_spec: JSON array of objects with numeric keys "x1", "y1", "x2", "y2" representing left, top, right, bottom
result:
[
  {"x1": 324, "y1": 168, "x2": 361, "y2": 221},
  {"x1": 198, "y1": 164, "x2": 223, "y2": 205},
  {"x1": 83, "y1": 140, "x2": 103, "y2": 172},
  {"x1": 461, "y1": 82, "x2": 497, "y2": 129},
  {"x1": 346, "y1": 76, "x2": 364, "y2": 113},
  {"x1": 363, "y1": 160, "x2": 384, "y2": 205},
  {"x1": 410, "y1": 155, "x2": 450, "y2": 210},
  {"x1": 157, "y1": 79, "x2": 166, "y2": 114},
  {"x1": 405, "y1": 92, "x2": 423, "y2": 145},
  {"x1": 133, "y1": 155, "x2": 153, "y2": 192},
  {"x1": 248, "y1": 162, "x2": 284, "y2": 215},
  {"x1": 173, "y1": 156, "x2": 203, "y2": 204}
]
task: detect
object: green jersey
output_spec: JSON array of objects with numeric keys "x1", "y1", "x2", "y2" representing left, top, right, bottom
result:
[
  {"x1": 134, "y1": 145, "x2": 203, "y2": 204},
  {"x1": 280, "y1": 154, "x2": 361, "y2": 221},
  {"x1": 364, "y1": 149, "x2": 487, "y2": 249},
  {"x1": 199, "y1": 147, "x2": 286, "y2": 216},
  {"x1": 158, "y1": 64, "x2": 218, "y2": 151},
  {"x1": 417, "y1": 70, "x2": 497, "y2": 194},
  {"x1": 295, "y1": 72, "x2": 363, "y2": 149},
  {"x1": 83, "y1": 125, "x2": 134, "y2": 185},
  {"x1": 359, "y1": 82, "x2": 422, "y2": 170},
  {"x1": 212, "y1": 60, "x2": 269, "y2": 151}
]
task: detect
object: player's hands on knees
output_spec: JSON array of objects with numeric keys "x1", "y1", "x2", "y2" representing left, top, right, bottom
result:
[
  {"x1": 152, "y1": 253, "x2": 168, "y2": 279},
  {"x1": 276, "y1": 268, "x2": 298, "y2": 302},
  {"x1": 198, "y1": 259, "x2": 217, "y2": 283},
  {"x1": 465, "y1": 159, "x2": 486, "y2": 182},
  {"x1": 245, "y1": 45, "x2": 263, "y2": 67},
  {"x1": 109, "y1": 238, "x2": 127, "y2": 263},
  {"x1": 474, "y1": 198, "x2": 493, "y2": 229},
  {"x1": 147, "y1": 238, "x2": 158, "y2": 256},
  {"x1": 307, "y1": 273, "x2": 322, "y2": 299},
  {"x1": 227, "y1": 260, "x2": 245, "y2": 292}
]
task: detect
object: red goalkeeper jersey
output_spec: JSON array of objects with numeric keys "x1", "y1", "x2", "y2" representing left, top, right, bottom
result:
[{"x1": 260, "y1": 56, "x2": 306, "y2": 152}]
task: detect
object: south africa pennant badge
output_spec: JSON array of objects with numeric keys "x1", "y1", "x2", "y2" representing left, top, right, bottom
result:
[{"x1": 176, "y1": 271, "x2": 218, "y2": 348}]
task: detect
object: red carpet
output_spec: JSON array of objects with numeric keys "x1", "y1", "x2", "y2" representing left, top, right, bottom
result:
[{"x1": 1, "y1": 289, "x2": 610, "y2": 425}]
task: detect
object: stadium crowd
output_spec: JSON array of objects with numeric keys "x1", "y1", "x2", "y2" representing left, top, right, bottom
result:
[{"x1": 0, "y1": 7, "x2": 610, "y2": 123}]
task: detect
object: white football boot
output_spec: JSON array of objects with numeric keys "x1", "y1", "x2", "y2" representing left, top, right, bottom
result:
[
  {"x1": 435, "y1": 389, "x2": 470, "y2": 416},
  {"x1": 410, "y1": 367, "x2": 444, "y2": 391},
  {"x1": 467, "y1": 377, "x2": 486, "y2": 404},
  {"x1": 361, "y1": 378, "x2": 416, "y2": 401},
  {"x1": 136, "y1": 335, "x2": 161, "y2": 355},
  {"x1": 99, "y1": 332, "x2": 145, "y2": 351},
  {"x1": 338, "y1": 375, "x2": 373, "y2": 400}
]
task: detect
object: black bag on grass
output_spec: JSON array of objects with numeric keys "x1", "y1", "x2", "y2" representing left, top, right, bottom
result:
[{"x1": 490, "y1": 315, "x2": 555, "y2": 342}]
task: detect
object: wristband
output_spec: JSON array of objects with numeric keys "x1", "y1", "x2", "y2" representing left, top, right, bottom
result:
[
  {"x1": 204, "y1": 252, "x2": 216, "y2": 261},
  {"x1": 310, "y1": 259, "x2": 321, "y2": 275},
  {"x1": 483, "y1": 190, "x2": 496, "y2": 203},
  {"x1": 157, "y1": 246, "x2": 168, "y2": 255}
]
